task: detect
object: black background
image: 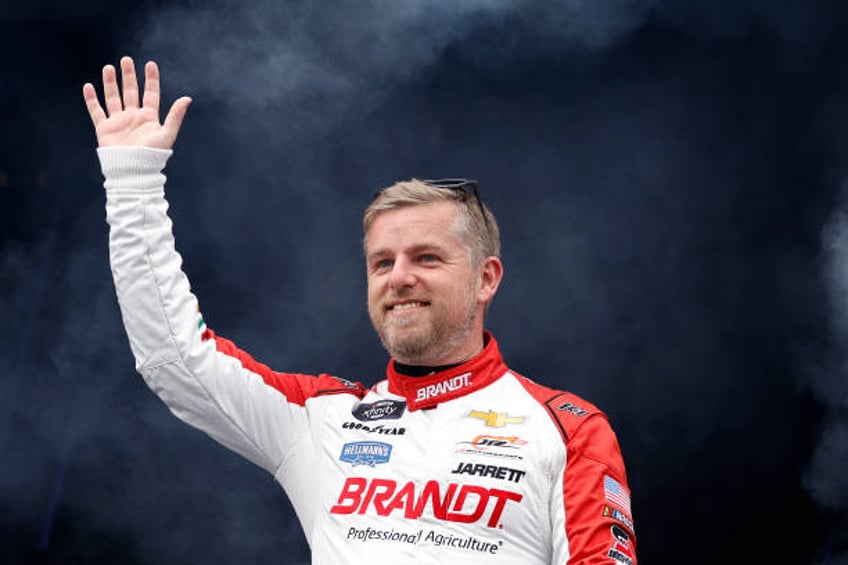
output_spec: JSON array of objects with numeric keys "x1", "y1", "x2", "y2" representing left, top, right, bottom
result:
[{"x1": 2, "y1": 1, "x2": 848, "y2": 563}]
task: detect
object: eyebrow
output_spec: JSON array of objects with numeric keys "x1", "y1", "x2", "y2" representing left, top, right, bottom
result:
[{"x1": 366, "y1": 241, "x2": 451, "y2": 261}]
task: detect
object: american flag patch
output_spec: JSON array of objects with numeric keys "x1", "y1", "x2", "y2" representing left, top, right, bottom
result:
[{"x1": 604, "y1": 475, "x2": 632, "y2": 515}]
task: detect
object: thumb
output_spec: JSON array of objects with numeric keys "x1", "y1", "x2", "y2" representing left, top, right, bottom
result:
[{"x1": 163, "y1": 96, "x2": 192, "y2": 143}]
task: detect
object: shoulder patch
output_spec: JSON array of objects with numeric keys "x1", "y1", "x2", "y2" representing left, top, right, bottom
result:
[
  {"x1": 314, "y1": 374, "x2": 367, "y2": 398},
  {"x1": 510, "y1": 373, "x2": 607, "y2": 445},
  {"x1": 544, "y1": 391, "x2": 602, "y2": 443}
]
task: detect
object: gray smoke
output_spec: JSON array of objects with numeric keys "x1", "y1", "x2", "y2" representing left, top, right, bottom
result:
[
  {"x1": 138, "y1": 0, "x2": 657, "y2": 123},
  {"x1": 813, "y1": 185, "x2": 848, "y2": 512},
  {"x1": 126, "y1": 0, "x2": 679, "y2": 376},
  {"x1": 3, "y1": 0, "x2": 848, "y2": 563}
]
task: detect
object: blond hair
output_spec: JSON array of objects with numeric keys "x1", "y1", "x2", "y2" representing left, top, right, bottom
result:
[{"x1": 363, "y1": 178, "x2": 501, "y2": 265}]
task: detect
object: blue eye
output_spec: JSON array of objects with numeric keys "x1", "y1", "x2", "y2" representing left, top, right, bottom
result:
[
  {"x1": 375, "y1": 259, "x2": 393, "y2": 270},
  {"x1": 419, "y1": 254, "x2": 439, "y2": 263}
]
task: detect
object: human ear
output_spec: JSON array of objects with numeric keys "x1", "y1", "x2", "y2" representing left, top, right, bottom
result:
[{"x1": 477, "y1": 256, "x2": 503, "y2": 304}]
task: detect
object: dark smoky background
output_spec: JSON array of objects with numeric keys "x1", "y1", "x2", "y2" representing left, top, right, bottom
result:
[{"x1": 2, "y1": 0, "x2": 848, "y2": 563}]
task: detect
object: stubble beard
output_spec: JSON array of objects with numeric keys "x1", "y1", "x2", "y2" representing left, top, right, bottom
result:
[{"x1": 373, "y1": 296, "x2": 478, "y2": 365}]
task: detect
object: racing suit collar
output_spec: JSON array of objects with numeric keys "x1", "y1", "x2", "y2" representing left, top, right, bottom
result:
[{"x1": 386, "y1": 331, "x2": 508, "y2": 411}]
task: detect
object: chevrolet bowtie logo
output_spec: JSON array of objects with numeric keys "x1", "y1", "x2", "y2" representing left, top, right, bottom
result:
[{"x1": 469, "y1": 410, "x2": 525, "y2": 428}]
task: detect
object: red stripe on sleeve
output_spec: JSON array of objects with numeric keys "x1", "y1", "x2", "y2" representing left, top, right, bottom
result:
[
  {"x1": 516, "y1": 375, "x2": 637, "y2": 564},
  {"x1": 202, "y1": 328, "x2": 366, "y2": 406}
]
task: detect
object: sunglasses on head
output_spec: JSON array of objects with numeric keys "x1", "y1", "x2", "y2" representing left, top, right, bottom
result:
[{"x1": 420, "y1": 178, "x2": 490, "y2": 235}]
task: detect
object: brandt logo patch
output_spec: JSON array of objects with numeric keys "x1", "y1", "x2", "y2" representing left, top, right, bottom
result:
[
  {"x1": 330, "y1": 477, "x2": 522, "y2": 528},
  {"x1": 339, "y1": 441, "x2": 393, "y2": 467},
  {"x1": 414, "y1": 372, "x2": 472, "y2": 403}
]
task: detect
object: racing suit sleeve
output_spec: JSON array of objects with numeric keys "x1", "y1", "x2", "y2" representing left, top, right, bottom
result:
[
  {"x1": 548, "y1": 394, "x2": 637, "y2": 564},
  {"x1": 99, "y1": 146, "x2": 351, "y2": 479}
]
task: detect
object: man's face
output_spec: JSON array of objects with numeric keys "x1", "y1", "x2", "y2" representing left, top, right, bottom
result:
[{"x1": 365, "y1": 201, "x2": 484, "y2": 366}]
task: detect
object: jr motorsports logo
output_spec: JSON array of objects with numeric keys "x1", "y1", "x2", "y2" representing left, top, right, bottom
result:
[
  {"x1": 455, "y1": 435, "x2": 528, "y2": 460},
  {"x1": 339, "y1": 441, "x2": 392, "y2": 467}
]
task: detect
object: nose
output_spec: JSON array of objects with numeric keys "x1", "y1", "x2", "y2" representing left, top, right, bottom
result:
[{"x1": 388, "y1": 256, "x2": 417, "y2": 289}]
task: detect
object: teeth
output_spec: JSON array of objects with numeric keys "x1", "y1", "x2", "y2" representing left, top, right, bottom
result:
[{"x1": 392, "y1": 302, "x2": 424, "y2": 311}]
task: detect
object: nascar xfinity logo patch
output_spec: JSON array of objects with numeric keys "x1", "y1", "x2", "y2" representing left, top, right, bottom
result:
[
  {"x1": 339, "y1": 441, "x2": 393, "y2": 467},
  {"x1": 352, "y1": 399, "x2": 406, "y2": 421}
]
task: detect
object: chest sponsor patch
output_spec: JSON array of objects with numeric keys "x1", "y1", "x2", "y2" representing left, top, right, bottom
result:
[
  {"x1": 469, "y1": 410, "x2": 525, "y2": 428},
  {"x1": 352, "y1": 399, "x2": 406, "y2": 421},
  {"x1": 414, "y1": 372, "x2": 472, "y2": 403},
  {"x1": 343, "y1": 525, "x2": 505, "y2": 556},
  {"x1": 455, "y1": 435, "x2": 527, "y2": 461},
  {"x1": 339, "y1": 441, "x2": 393, "y2": 467},
  {"x1": 450, "y1": 461, "x2": 526, "y2": 483},
  {"x1": 330, "y1": 476, "x2": 522, "y2": 528},
  {"x1": 342, "y1": 421, "x2": 406, "y2": 435}
]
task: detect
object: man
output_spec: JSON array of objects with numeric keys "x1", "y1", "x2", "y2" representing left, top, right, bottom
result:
[{"x1": 84, "y1": 56, "x2": 637, "y2": 564}]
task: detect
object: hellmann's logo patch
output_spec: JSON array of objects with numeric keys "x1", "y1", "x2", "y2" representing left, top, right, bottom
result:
[
  {"x1": 339, "y1": 441, "x2": 392, "y2": 467},
  {"x1": 414, "y1": 372, "x2": 472, "y2": 403},
  {"x1": 330, "y1": 477, "x2": 522, "y2": 528}
]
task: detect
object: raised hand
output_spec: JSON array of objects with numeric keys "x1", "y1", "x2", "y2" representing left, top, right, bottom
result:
[{"x1": 82, "y1": 56, "x2": 191, "y2": 149}]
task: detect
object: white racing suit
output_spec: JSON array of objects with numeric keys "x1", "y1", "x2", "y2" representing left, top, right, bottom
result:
[{"x1": 99, "y1": 146, "x2": 637, "y2": 564}]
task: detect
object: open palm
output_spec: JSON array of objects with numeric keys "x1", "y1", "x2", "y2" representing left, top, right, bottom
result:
[{"x1": 83, "y1": 56, "x2": 191, "y2": 149}]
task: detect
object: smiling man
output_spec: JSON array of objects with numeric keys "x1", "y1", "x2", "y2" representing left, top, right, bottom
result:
[
  {"x1": 84, "y1": 56, "x2": 637, "y2": 564},
  {"x1": 365, "y1": 188, "x2": 501, "y2": 366}
]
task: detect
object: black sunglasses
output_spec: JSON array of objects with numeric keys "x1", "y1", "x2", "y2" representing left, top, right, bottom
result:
[{"x1": 420, "y1": 178, "x2": 490, "y2": 235}]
